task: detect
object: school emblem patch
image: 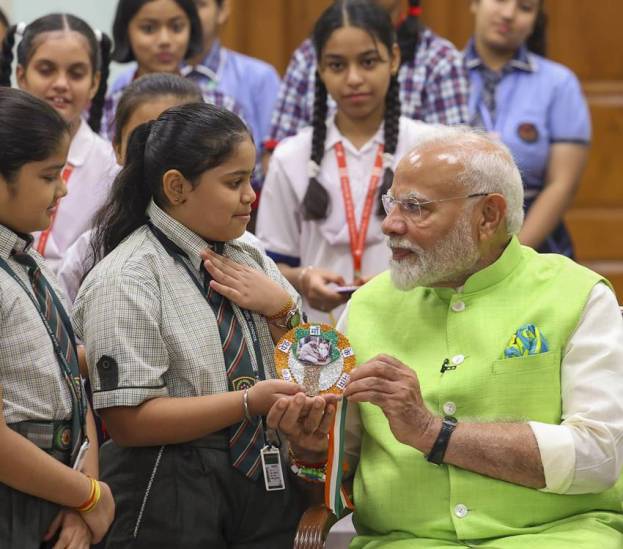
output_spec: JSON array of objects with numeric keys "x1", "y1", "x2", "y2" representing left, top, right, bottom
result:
[
  {"x1": 231, "y1": 376, "x2": 255, "y2": 391},
  {"x1": 517, "y1": 122, "x2": 539, "y2": 143},
  {"x1": 274, "y1": 323, "x2": 356, "y2": 396}
]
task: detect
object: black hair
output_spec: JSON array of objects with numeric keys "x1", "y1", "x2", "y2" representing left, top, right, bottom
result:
[
  {"x1": 0, "y1": 8, "x2": 9, "y2": 30},
  {"x1": 303, "y1": 0, "x2": 401, "y2": 220},
  {"x1": 526, "y1": 0, "x2": 547, "y2": 56},
  {"x1": 113, "y1": 72, "x2": 203, "y2": 146},
  {"x1": 0, "y1": 87, "x2": 69, "y2": 183},
  {"x1": 112, "y1": 0, "x2": 203, "y2": 64},
  {"x1": 91, "y1": 102, "x2": 250, "y2": 259},
  {"x1": 0, "y1": 14, "x2": 111, "y2": 134},
  {"x1": 396, "y1": 0, "x2": 421, "y2": 65}
]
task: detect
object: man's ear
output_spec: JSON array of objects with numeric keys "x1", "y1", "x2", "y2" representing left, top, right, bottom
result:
[
  {"x1": 477, "y1": 193, "x2": 507, "y2": 240},
  {"x1": 218, "y1": 0, "x2": 231, "y2": 27}
]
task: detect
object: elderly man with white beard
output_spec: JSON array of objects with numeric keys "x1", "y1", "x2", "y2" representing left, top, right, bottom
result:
[{"x1": 268, "y1": 125, "x2": 623, "y2": 548}]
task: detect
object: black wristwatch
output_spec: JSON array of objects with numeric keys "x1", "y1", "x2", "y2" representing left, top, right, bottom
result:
[{"x1": 426, "y1": 416, "x2": 457, "y2": 465}]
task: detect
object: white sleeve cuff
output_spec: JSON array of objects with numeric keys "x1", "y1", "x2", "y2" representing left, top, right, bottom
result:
[{"x1": 529, "y1": 421, "x2": 576, "y2": 494}]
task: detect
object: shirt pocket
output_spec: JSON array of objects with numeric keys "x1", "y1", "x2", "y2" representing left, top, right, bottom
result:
[
  {"x1": 487, "y1": 350, "x2": 562, "y2": 421},
  {"x1": 491, "y1": 349, "x2": 560, "y2": 376}
]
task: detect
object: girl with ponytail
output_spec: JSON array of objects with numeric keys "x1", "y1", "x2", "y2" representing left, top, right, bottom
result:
[
  {"x1": 0, "y1": 13, "x2": 119, "y2": 273},
  {"x1": 257, "y1": 0, "x2": 432, "y2": 324},
  {"x1": 73, "y1": 102, "x2": 333, "y2": 548}
]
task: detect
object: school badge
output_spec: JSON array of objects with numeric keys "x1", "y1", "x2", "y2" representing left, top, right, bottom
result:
[
  {"x1": 274, "y1": 323, "x2": 355, "y2": 396},
  {"x1": 517, "y1": 122, "x2": 539, "y2": 143}
]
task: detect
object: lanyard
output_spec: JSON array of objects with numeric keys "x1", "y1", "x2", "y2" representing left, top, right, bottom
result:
[
  {"x1": 334, "y1": 142, "x2": 384, "y2": 282},
  {"x1": 146, "y1": 222, "x2": 267, "y2": 382},
  {"x1": 0, "y1": 256, "x2": 86, "y2": 438},
  {"x1": 36, "y1": 164, "x2": 74, "y2": 256}
]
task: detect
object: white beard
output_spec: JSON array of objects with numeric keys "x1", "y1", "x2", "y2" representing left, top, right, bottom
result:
[{"x1": 388, "y1": 213, "x2": 481, "y2": 291}]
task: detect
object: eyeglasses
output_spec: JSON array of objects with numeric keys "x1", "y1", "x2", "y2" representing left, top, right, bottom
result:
[{"x1": 381, "y1": 192, "x2": 490, "y2": 218}]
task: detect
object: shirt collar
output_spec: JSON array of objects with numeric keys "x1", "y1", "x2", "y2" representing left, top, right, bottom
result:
[
  {"x1": 0, "y1": 224, "x2": 33, "y2": 259},
  {"x1": 180, "y1": 40, "x2": 222, "y2": 81},
  {"x1": 67, "y1": 119, "x2": 95, "y2": 167},
  {"x1": 433, "y1": 235, "x2": 524, "y2": 300},
  {"x1": 464, "y1": 38, "x2": 535, "y2": 73},
  {"x1": 324, "y1": 114, "x2": 385, "y2": 152},
  {"x1": 147, "y1": 201, "x2": 218, "y2": 271}
]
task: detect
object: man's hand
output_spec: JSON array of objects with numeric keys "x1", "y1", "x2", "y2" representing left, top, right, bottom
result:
[{"x1": 343, "y1": 354, "x2": 438, "y2": 452}]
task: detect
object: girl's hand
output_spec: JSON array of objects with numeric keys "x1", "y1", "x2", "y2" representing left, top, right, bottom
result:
[
  {"x1": 267, "y1": 393, "x2": 339, "y2": 462},
  {"x1": 202, "y1": 249, "x2": 292, "y2": 317},
  {"x1": 300, "y1": 267, "x2": 349, "y2": 313},
  {"x1": 247, "y1": 380, "x2": 305, "y2": 417},
  {"x1": 43, "y1": 510, "x2": 92, "y2": 549},
  {"x1": 80, "y1": 481, "x2": 115, "y2": 544}
]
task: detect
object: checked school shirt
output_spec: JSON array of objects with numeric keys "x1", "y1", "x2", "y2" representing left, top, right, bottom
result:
[
  {"x1": 267, "y1": 28, "x2": 469, "y2": 144},
  {"x1": 73, "y1": 201, "x2": 298, "y2": 410}
]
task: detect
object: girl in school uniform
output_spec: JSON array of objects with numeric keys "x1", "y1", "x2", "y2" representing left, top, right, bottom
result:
[
  {"x1": 58, "y1": 72, "x2": 265, "y2": 303},
  {"x1": 0, "y1": 14, "x2": 119, "y2": 274},
  {"x1": 256, "y1": 0, "x2": 432, "y2": 324},
  {"x1": 465, "y1": 0, "x2": 590, "y2": 257},
  {"x1": 73, "y1": 102, "x2": 335, "y2": 548},
  {"x1": 104, "y1": 0, "x2": 242, "y2": 140},
  {"x1": 0, "y1": 87, "x2": 114, "y2": 548},
  {"x1": 57, "y1": 73, "x2": 204, "y2": 303}
]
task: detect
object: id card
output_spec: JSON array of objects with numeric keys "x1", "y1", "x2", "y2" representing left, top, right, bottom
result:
[
  {"x1": 260, "y1": 445, "x2": 285, "y2": 491},
  {"x1": 72, "y1": 438, "x2": 90, "y2": 471}
]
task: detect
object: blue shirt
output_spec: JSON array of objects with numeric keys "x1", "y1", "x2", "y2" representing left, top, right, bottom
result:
[
  {"x1": 181, "y1": 40, "x2": 282, "y2": 148},
  {"x1": 464, "y1": 40, "x2": 590, "y2": 194}
]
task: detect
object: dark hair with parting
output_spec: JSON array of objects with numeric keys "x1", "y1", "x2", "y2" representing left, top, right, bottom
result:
[
  {"x1": 304, "y1": 0, "x2": 401, "y2": 220},
  {"x1": 111, "y1": 0, "x2": 203, "y2": 64},
  {"x1": 396, "y1": 0, "x2": 422, "y2": 65},
  {"x1": 0, "y1": 13, "x2": 111, "y2": 134},
  {"x1": 0, "y1": 87, "x2": 69, "y2": 182},
  {"x1": 526, "y1": 0, "x2": 547, "y2": 57},
  {"x1": 91, "y1": 103, "x2": 250, "y2": 260},
  {"x1": 113, "y1": 73, "x2": 203, "y2": 146},
  {"x1": 0, "y1": 7, "x2": 9, "y2": 30}
]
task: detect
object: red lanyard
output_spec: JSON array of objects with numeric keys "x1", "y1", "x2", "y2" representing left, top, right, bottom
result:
[
  {"x1": 36, "y1": 164, "x2": 74, "y2": 256},
  {"x1": 334, "y1": 142, "x2": 384, "y2": 282}
]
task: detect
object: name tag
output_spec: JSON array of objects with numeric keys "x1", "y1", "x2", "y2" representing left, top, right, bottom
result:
[{"x1": 261, "y1": 446, "x2": 285, "y2": 491}]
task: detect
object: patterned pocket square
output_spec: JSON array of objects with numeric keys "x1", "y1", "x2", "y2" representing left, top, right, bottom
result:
[{"x1": 503, "y1": 324, "x2": 549, "y2": 358}]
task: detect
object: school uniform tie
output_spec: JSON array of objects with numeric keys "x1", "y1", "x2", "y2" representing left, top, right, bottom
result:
[
  {"x1": 201, "y1": 255, "x2": 264, "y2": 480},
  {"x1": 11, "y1": 252, "x2": 84, "y2": 463}
]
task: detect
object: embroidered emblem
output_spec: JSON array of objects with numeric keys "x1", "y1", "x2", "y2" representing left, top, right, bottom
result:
[
  {"x1": 517, "y1": 122, "x2": 539, "y2": 143},
  {"x1": 232, "y1": 376, "x2": 255, "y2": 391}
]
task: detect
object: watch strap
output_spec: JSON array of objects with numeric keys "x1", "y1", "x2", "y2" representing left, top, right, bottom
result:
[{"x1": 426, "y1": 416, "x2": 457, "y2": 465}]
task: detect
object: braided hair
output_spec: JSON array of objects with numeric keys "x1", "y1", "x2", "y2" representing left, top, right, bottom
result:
[
  {"x1": 303, "y1": 0, "x2": 402, "y2": 220},
  {"x1": 526, "y1": 1, "x2": 547, "y2": 56},
  {"x1": 0, "y1": 14, "x2": 111, "y2": 133},
  {"x1": 396, "y1": 0, "x2": 422, "y2": 66}
]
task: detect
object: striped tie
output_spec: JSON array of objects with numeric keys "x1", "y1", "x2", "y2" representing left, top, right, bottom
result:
[
  {"x1": 12, "y1": 252, "x2": 84, "y2": 462},
  {"x1": 202, "y1": 258, "x2": 264, "y2": 480}
]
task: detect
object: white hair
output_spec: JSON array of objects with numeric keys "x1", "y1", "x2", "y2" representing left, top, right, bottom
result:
[{"x1": 407, "y1": 125, "x2": 525, "y2": 235}]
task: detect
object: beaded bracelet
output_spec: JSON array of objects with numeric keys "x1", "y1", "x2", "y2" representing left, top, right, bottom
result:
[
  {"x1": 288, "y1": 447, "x2": 327, "y2": 483},
  {"x1": 75, "y1": 477, "x2": 101, "y2": 514}
]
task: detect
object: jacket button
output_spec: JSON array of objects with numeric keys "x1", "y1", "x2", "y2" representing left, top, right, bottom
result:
[
  {"x1": 451, "y1": 301, "x2": 465, "y2": 312},
  {"x1": 454, "y1": 504, "x2": 468, "y2": 518}
]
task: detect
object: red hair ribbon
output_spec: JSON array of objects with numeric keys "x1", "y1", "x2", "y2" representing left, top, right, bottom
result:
[{"x1": 408, "y1": 6, "x2": 423, "y2": 17}]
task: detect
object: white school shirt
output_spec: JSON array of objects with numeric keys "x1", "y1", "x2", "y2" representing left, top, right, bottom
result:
[
  {"x1": 338, "y1": 282, "x2": 623, "y2": 495},
  {"x1": 32, "y1": 119, "x2": 119, "y2": 274},
  {"x1": 257, "y1": 115, "x2": 432, "y2": 324},
  {"x1": 58, "y1": 228, "x2": 266, "y2": 305}
]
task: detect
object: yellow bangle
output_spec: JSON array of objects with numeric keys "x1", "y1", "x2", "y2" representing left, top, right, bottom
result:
[{"x1": 75, "y1": 477, "x2": 101, "y2": 514}]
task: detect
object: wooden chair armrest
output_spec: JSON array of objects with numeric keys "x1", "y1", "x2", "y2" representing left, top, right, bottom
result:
[{"x1": 294, "y1": 504, "x2": 343, "y2": 549}]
